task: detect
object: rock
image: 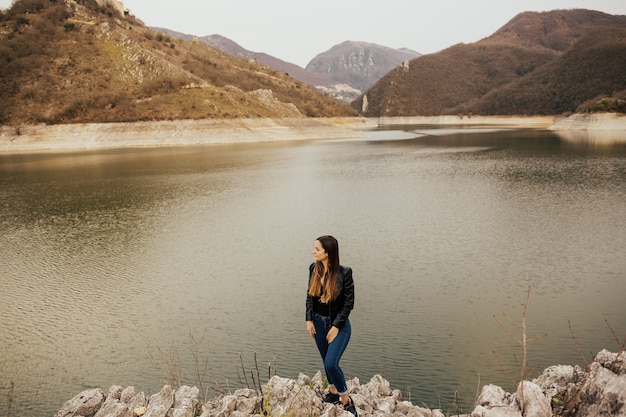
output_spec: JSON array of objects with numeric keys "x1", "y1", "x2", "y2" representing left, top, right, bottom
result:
[
  {"x1": 596, "y1": 349, "x2": 626, "y2": 375},
  {"x1": 93, "y1": 400, "x2": 129, "y2": 417},
  {"x1": 170, "y1": 386, "x2": 199, "y2": 417},
  {"x1": 133, "y1": 407, "x2": 147, "y2": 416},
  {"x1": 396, "y1": 401, "x2": 440, "y2": 417},
  {"x1": 93, "y1": 385, "x2": 131, "y2": 417},
  {"x1": 120, "y1": 387, "x2": 147, "y2": 413},
  {"x1": 90, "y1": 385, "x2": 125, "y2": 417},
  {"x1": 570, "y1": 349, "x2": 626, "y2": 417},
  {"x1": 532, "y1": 365, "x2": 575, "y2": 397},
  {"x1": 55, "y1": 350, "x2": 626, "y2": 417},
  {"x1": 475, "y1": 384, "x2": 515, "y2": 409},
  {"x1": 55, "y1": 388, "x2": 105, "y2": 417},
  {"x1": 247, "y1": 89, "x2": 301, "y2": 117},
  {"x1": 472, "y1": 384, "x2": 521, "y2": 417},
  {"x1": 95, "y1": 0, "x2": 125, "y2": 17},
  {"x1": 144, "y1": 385, "x2": 174, "y2": 417},
  {"x1": 516, "y1": 381, "x2": 550, "y2": 417},
  {"x1": 365, "y1": 374, "x2": 393, "y2": 396},
  {"x1": 471, "y1": 405, "x2": 522, "y2": 417},
  {"x1": 199, "y1": 388, "x2": 260, "y2": 417},
  {"x1": 373, "y1": 395, "x2": 396, "y2": 414}
]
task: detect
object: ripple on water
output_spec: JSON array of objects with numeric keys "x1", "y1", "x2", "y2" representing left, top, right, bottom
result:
[{"x1": 1, "y1": 132, "x2": 625, "y2": 417}]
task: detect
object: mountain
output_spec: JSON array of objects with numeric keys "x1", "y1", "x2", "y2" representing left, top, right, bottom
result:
[
  {"x1": 151, "y1": 29, "x2": 334, "y2": 90},
  {"x1": 0, "y1": 0, "x2": 356, "y2": 125},
  {"x1": 306, "y1": 41, "x2": 421, "y2": 93},
  {"x1": 154, "y1": 29, "x2": 419, "y2": 103},
  {"x1": 457, "y1": 26, "x2": 626, "y2": 115},
  {"x1": 353, "y1": 9, "x2": 626, "y2": 116}
]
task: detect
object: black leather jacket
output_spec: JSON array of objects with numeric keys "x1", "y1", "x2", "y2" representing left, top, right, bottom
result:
[{"x1": 305, "y1": 263, "x2": 355, "y2": 329}]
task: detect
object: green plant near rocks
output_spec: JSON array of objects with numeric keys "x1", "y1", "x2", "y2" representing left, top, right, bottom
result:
[
  {"x1": 261, "y1": 383, "x2": 272, "y2": 416},
  {"x1": 260, "y1": 382, "x2": 303, "y2": 417}
]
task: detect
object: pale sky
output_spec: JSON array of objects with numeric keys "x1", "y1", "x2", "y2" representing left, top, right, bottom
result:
[{"x1": 1, "y1": 0, "x2": 625, "y2": 67}]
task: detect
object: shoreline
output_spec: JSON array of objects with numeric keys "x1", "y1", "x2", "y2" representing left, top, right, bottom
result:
[
  {"x1": 1, "y1": 114, "x2": 624, "y2": 154},
  {"x1": 378, "y1": 115, "x2": 556, "y2": 127},
  {"x1": 54, "y1": 349, "x2": 626, "y2": 417},
  {"x1": 0, "y1": 118, "x2": 371, "y2": 154}
]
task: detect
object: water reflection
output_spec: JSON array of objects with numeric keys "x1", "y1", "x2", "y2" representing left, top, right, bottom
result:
[
  {"x1": 0, "y1": 128, "x2": 625, "y2": 416},
  {"x1": 554, "y1": 129, "x2": 626, "y2": 148}
]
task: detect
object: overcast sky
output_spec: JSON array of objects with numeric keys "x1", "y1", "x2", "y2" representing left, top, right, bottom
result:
[{"x1": 1, "y1": 0, "x2": 625, "y2": 67}]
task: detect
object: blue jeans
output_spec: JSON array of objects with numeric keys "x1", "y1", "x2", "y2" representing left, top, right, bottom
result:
[{"x1": 313, "y1": 313, "x2": 351, "y2": 395}]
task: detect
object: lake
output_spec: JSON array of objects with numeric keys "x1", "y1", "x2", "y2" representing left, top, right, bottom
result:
[{"x1": 1, "y1": 126, "x2": 625, "y2": 416}]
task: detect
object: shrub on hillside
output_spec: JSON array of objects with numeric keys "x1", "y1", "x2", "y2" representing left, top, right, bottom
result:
[
  {"x1": 577, "y1": 95, "x2": 626, "y2": 113},
  {"x1": 6, "y1": 0, "x2": 47, "y2": 16},
  {"x1": 0, "y1": 0, "x2": 356, "y2": 124}
]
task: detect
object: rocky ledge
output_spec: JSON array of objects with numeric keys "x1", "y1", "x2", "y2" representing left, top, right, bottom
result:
[{"x1": 55, "y1": 349, "x2": 625, "y2": 417}]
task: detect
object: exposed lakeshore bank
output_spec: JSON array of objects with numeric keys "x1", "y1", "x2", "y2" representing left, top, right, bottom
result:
[
  {"x1": 1, "y1": 114, "x2": 625, "y2": 154},
  {"x1": 0, "y1": 118, "x2": 371, "y2": 154}
]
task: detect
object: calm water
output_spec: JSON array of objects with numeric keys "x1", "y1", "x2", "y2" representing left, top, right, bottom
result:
[{"x1": 1, "y1": 127, "x2": 625, "y2": 416}]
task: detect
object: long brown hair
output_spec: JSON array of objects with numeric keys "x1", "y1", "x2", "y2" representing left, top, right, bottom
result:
[{"x1": 308, "y1": 235, "x2": 340, "y2": 303}]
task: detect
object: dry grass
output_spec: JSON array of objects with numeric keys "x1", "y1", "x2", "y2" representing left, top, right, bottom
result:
[{"x1": 0, "y1": 0, "x2": 356, "y2": 125}]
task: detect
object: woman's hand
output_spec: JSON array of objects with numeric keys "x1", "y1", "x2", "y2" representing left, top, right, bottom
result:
[
  {"x1": 306, "y1": 321, "x2": 316, "y2": 338},
  {"x1": 326, "y1": 326, "x2": 339, "y2": 343}
]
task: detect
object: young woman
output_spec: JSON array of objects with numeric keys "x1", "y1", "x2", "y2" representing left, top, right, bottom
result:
[{"x1": 305, "y1": 235, "x2": 357, "y2": 416}]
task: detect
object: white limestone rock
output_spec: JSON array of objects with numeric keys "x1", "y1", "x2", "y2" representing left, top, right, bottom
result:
[{"x1": 54, "y1": 388, "x2": 105, "y2": 417}]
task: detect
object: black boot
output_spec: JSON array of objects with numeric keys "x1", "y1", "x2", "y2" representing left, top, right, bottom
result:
[
  {"x1": 342, "y1": 396, "x2": 358, "y2": 416},
  {"x1": 322, "y1": 391, "x2": 340, "y2": 404}
]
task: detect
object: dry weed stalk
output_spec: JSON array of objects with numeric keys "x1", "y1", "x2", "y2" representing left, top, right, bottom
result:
[
  {"x1": 604, "y1": 319, "x2": 626, "y2": 354},
  {"x1": 188, "y1": 329, "x2": 217, "y2": 401},
  {"x1": 148, "y1": 341, "x2": 184, "y2": 388},
  {"x1": 559, "y1": 319, "x2": 626, "y2": 416},
  {"x1": 568, "y1": 320, "x2": 591, "y2": 366},
  {"x1": 148, "y1": 328, "x2": 227, "y2": 399},
  {"x1": 236, "y1": 352, "x2": 277, "y2": 395},
  {"x1": 236, "y1": 353, "x2": 250, "y2": 389},
  {"x1": 6, "y1": 381, "x2": 14, "y2": 417},
  {"x1": 492, "y1": 286, "x2": 546, "y2": 413}
]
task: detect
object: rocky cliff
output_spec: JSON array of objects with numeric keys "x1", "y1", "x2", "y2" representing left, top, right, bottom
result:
[
  {"x1": 95, "y1": 0, "x2": 125, "y2": 16},
  {"x1": 306, "y1": 41, "x2": 421, "y2": 94}
]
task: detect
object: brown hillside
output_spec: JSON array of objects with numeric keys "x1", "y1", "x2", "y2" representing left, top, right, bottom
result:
[
  {"x1": 0, "y1": 0, "x2": 356, "y2": 125},
  {"x1": 154, "y1": 30, "x2": 336, "y2": 89},
  {"x1": 355, "y1": 43, "x2": 556, "y2": 116},
  {"x1": 480, "y1": 8, "x2": 626, "y2": 51},
  {"x1": 353, "y1": 9, "x2": 626, "y2": 117},
  {"x1": 457, "y1": 27, "x2": 626, "y2": 115}
]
